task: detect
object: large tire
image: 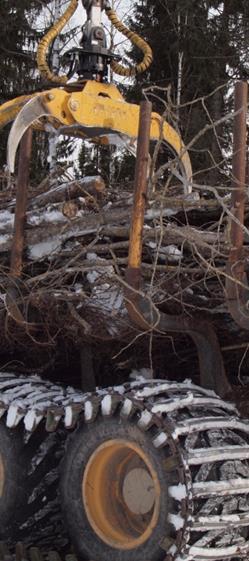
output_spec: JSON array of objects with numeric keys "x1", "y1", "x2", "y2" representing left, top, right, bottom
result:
[
  {"x1": 60, "y1": 381, "x2": 249, "y2": 561},
  {"x1": 0, "y1": 421, "x2": 26, "y2": 536},
  {"x1": 0, "y1": 418, "x2": 67, "y2": 549},
  {"x1": 60, "y1": 414, "x2": 174, "y2": 561},
  {"x1": 0, "y1": 374, "x2": 70, "y2": 550}
]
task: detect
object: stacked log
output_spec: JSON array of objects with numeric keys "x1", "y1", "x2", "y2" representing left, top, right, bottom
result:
[{"x1": 0, "y1": 172, "x2": 247, "y2": 383}]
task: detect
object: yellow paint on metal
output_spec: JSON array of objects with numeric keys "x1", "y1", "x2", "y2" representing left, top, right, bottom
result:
[
  {"x1": 0, "y1": 95, "x2": 33, "y2": 129},
  {"x1": 0, "y1": 454, "x2": 4, "y2": 497},
  {"x1": 82, "y1": 439, "x2": 161, "y2": 550},
  {"x1": 36, "y1": 0, "x2": 78, "y2": 85},
  {"x1": 41, "y1": 90, "x2": 74, "y2": 127},
  {"x1": 39, "y1": 81, "x2": 191, "y2": 182},
  {"x1": 105, "y1": 7, "x2": 153, "y2": 78},
  {"x1": 82, "y1": 80, "x2": 125, "y2": 101},
  {"x1": 0, "y1": 81, "x2": 192, "y2": 185}
]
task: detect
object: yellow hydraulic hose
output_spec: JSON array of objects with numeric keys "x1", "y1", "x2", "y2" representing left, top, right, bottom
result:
[
  {"x1": 36, "y1": 0, "x2": 78, "y2": 84},
  {"x1": 36, "y1": 0, "x2": 152, "y2": 84},
  {"x1": 105, "y1": 6, "x2": 153, "y2": 77}
]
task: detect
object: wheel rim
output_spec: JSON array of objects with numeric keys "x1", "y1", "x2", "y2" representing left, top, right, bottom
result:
[
  {"x1": 82, "y1": 439, "x2": 161, "y2": 550},
  {"x1": 0, "y1": 454, "x2": 4, "y2": 497}
]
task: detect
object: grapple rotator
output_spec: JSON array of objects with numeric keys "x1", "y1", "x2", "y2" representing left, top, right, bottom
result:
[{"x1": 65, "y1": 0, "x2": 118, "y2": 80}]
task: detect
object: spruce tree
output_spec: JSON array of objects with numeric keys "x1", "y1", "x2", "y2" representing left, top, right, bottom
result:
[
  {"x1": 0, "y1": 0, "x2": 49, "y2": 173},
  {"x1": 127, "y1": 0, "x2": 249, "y2": 181}
]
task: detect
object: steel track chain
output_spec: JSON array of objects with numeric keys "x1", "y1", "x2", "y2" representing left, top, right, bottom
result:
[{"x1": 0, "y1": 373, "x2": 249, "y2": 560}]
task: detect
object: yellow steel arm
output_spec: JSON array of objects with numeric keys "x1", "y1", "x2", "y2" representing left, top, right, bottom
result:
[
  {"x1": 0, "y1": 81, "x2": 192, "y2": 191},
  {"x1": 0, "y1": 95, "x2": 34, "y2": 129}
]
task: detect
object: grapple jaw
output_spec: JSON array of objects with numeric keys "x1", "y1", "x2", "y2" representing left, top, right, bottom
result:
[
  {"x1": 2, "y1": 81, "x2": 193, "y2": 192},
  {"x1": 7, "y1": 96, "x2": 50, "y2": 173}
]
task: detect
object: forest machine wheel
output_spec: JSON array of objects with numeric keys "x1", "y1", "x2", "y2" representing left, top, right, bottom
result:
[
  {"x1": 0, "y1": 374, "x2": 249, "y2": 560},
  {"x1": 60, "y1": 380, "x2": 249, "y2": 561}
]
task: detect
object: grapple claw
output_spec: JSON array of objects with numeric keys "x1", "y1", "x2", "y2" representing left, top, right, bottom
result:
[{"x1": 7, "y1": 97, "x2": 49, "y2": 173}]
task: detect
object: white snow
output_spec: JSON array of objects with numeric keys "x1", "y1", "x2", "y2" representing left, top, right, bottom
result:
[
  {"x1": 168, "y1": 513, "x2": 184, "y2": 530},
  {"x1": 188, "y1": 544, "x2": 246, "y2": 559},
  {"x1": 29, "y1": 238, "x2": 61, "y2": 260},
  {"x1": 0, "y1": 210, "x2": 14, "y2": 229},
  {"x1": 101, "y1": 395, "x2": 112, "y2": 416},
  {"x1": 84, "y1": 400, "x2": 93, "y2": 421},
  {"x1": 24, "y1": 410, "x2": 43, "y2": 432},
  {"x1": 169, "y1": 484, "x2": 187, "y2": 501},
  {"x1": 153, "y1": 432, "x2": 168, "y2": 448},
  {"x1": 64, "y1": 406, "x2": 73, "y2": 427},
  {"x1": 87, "y1": 252, "x2": 98, "y2": 261},
  {"x1": 174, "y1": 417, "x2": 249, "y2": 438},
  {"x1": 85, "y1": 252, "x2": 124, "y2": 319},
  {"x1": 87, "y1": 270, "x2": 99, "y2": 284},
  {"x1": 6, "y1": 405, "x2": 23, "y2": 427},
  {"x1": 138, "y1": 410, "x2": 153, "y2": 429},
  {"x1": 121, "y1": 398, "x2": 133, "y2": 416},
  {"x1": 113, "y1": 384, "x2": 125, "y2": 395},
  {"x1": 193, "y1": 513, "x2": 249, "y2": 530},
  {"x1": 188, "y1": 445, "x2": 249, "y2": 465},
  {"x1": 151, "y1": 394, "x2": 235, "y2": 416},
  {"x1": 146, "y1": 241, "x2": 183, "y2": 262},
  {"x1": 129, "y1": 368, "x2": 153, "y2": 381},
  {"x1": 193, "y1": 478, "x2": 249, "y2": 498},
  {"x1": 135, "y1": 381, "x2": 217, "y2": 399},
  {"x1": 169, "y1": 545, "x2": 178, "y2": 556},
  {"x1": 159, "y1": 245, "x2": 183, "y2": 262},
  {"x1": 28, "y1": 209, "x2": 66, "y2": 226},
  {"x1": 0, "y1": 234, "x2": 10, "y2": 245}
]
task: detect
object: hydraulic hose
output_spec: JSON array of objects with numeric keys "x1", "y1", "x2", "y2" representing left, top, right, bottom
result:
[
  {"x1": 37, "y1": 0, "x2": 78, "y2": 84},
  {"x1": 37, "y1": 0, "x2": 152, "y2": 84},
  {"x1": 104, "y1": 6, "x2": 153, "y2": 77}
]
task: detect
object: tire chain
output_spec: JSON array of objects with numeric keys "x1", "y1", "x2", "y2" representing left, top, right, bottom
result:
[{"x1": 0, "y1": 372, "x2": 249, "y2": 560}]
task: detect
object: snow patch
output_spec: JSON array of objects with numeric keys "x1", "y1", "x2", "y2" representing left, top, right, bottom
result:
[
  {"x1": 129, "y1": 368, "x2": 153, "y2": 381},
  {"x1": 6, "y1": 405, "x2": 23, "y2": 428},
  {"x1": 138, "y1": 410, "x2": 153, "y2": 429},
  {"x1": 121, "y1": 398, "x2": 133, "y2": 416},
  {"x1": 29, "y1": 238, "x2": 61, "y2": 260},
  {"x1": 0, "y1": 210, "x2": 14, "y2": 229},
  {"x1": 101, "y1": 394, "x2": 112, "y2": 416},
  {"x1": 169, "y1": 484, "x2": 187, "y2": 501},
  {"x1": 64, "y1": 406, "x2": 73, "y2": 427},
  {"x1": 84, "y1": 400, "x2": 93, "y2": 422},
  {"x1": 24, "y1": 410, "x2": 43, "y2": 432},
  {"x1": 168, "y1": 513, "x2": 184, "y2": 530},
  {"x1": 153, "y1": 432, "x2": 167, "y2": 448}
]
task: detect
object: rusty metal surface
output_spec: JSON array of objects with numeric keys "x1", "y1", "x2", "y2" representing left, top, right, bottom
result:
[
  {"x1": 128, "y1": 99, "x2": 152, "y2": 270},
  {"x1": 226, "y1": 81, "x2": 249, "y2": 330},
  {"x1": 125, "y1": 101, "x2": 231, "y2": 397},
  {"x1": 10, "y1": 128, "x2": 32, "y2": 278}
]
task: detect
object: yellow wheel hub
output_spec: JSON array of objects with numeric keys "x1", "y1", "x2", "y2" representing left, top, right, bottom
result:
[
  {"x1": 0, "y1": 454, "x2": 4, "y2": 497},
  {"x1": 82, "y1": 439, "x2": 161, "y2": 550}
]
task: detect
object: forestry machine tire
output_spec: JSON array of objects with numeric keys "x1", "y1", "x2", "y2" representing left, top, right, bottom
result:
[
  {"x1": 0, "y1": 374, "x2": 70, "y2": 550},
  {"x1": 0, "y1": 417, "x2": 66, "y2": 549},
  {"x1": 60, "y1": 416, "x2": 171, "y2": 561},
  {"x1": 60, "y1": 381, "x2": 249, "y2": 561},
  {"x1": 0, "y1": 421, "x2": 27, "y2": 539}
]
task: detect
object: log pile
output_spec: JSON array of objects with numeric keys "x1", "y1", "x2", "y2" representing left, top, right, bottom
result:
[{"x1": 0, "y1": 171, "x2": 248, "y2": 384}]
